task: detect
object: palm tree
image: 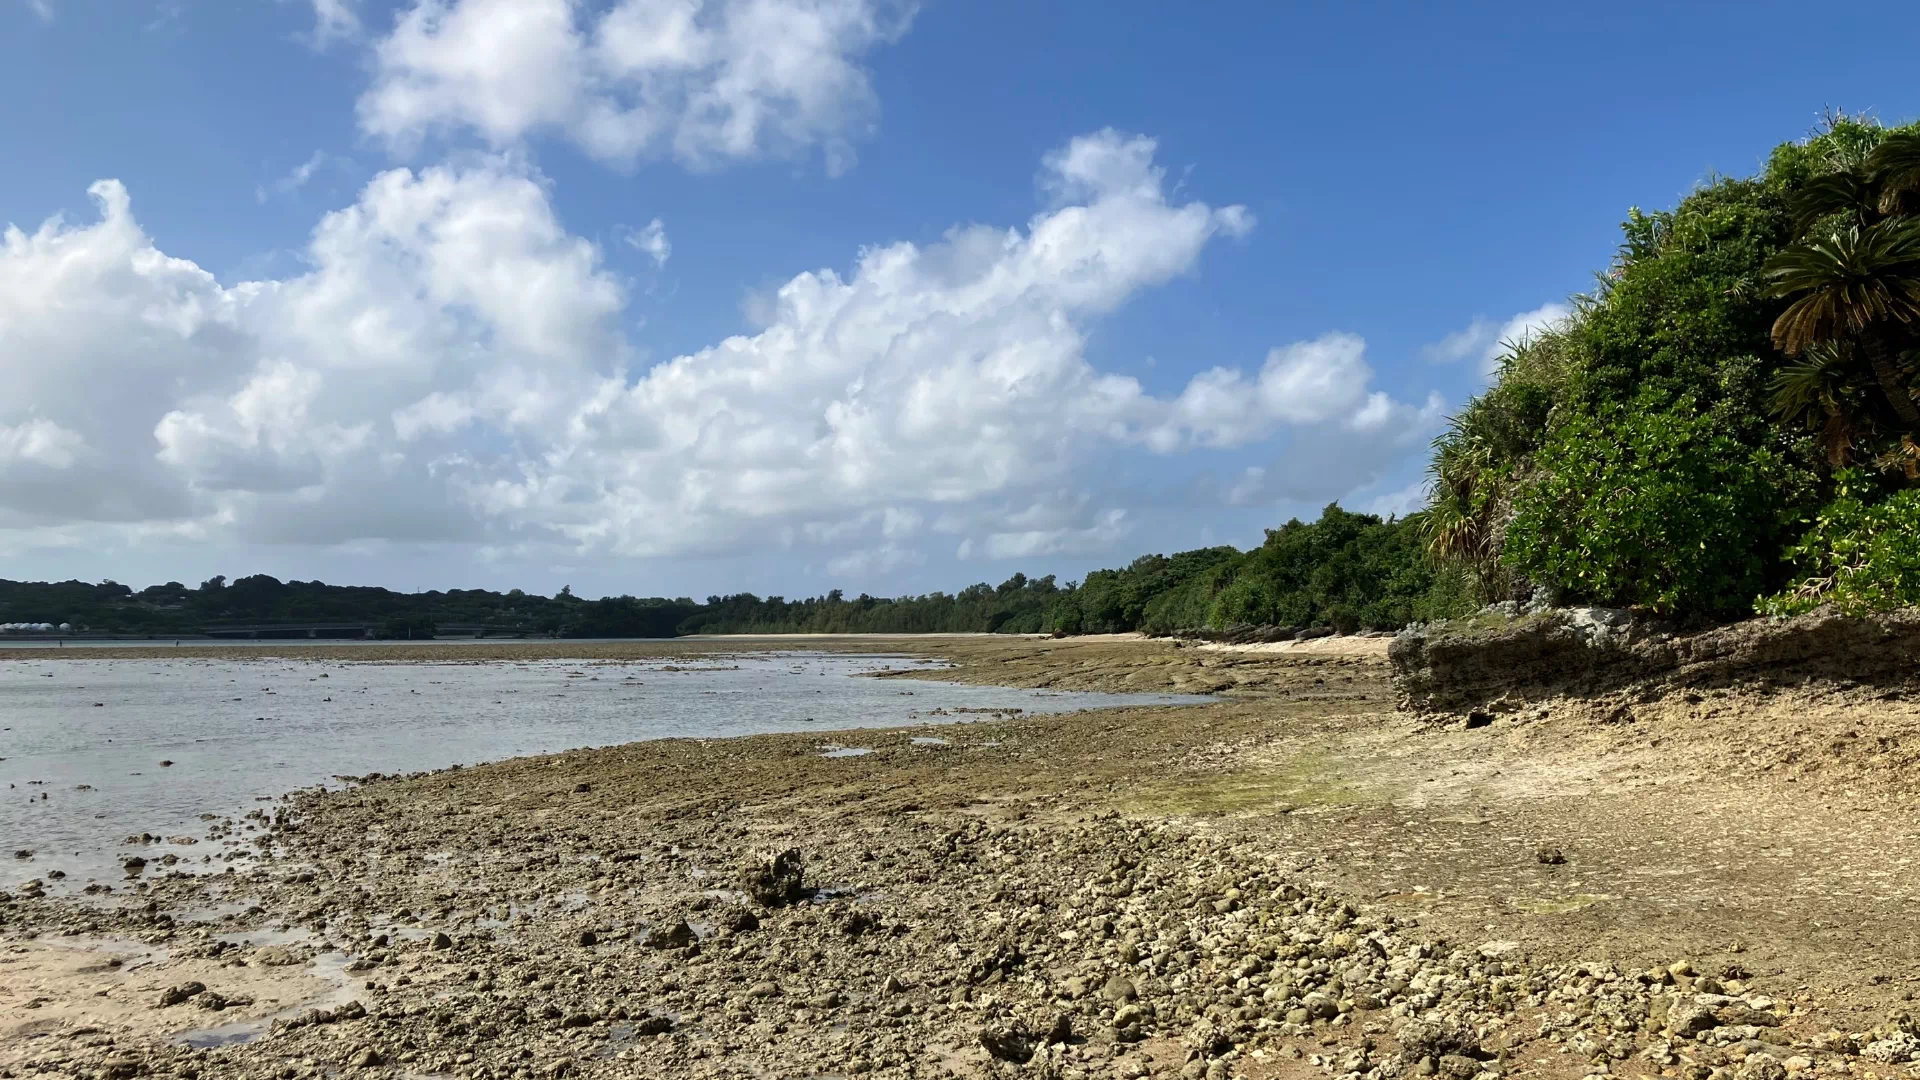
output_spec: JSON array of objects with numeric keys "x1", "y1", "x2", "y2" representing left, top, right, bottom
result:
[{"x1": 1765, "y1": 221, "x2": 1920, "y2": 428}]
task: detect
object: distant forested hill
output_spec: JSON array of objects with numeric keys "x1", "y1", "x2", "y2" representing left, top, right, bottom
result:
[{"x1": 0, "y1": 504, "x2": 1460, "y2": 639}]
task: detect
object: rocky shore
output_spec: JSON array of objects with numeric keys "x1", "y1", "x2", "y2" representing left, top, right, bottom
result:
[{"x1": 4, "y1": 636, "x2": 1920, "y2": 1080}]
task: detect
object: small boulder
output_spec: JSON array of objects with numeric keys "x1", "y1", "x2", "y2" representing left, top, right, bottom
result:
[
  {"x1": 739, "y1": 848, "x2": 807, "y2": 907},
  {"x1": 979, "y1": 1024, "x2": 1034, "y2": 1064},
  {"x1": 1665, "y1": 996, "x2": 1721, "y2": 1038},
  {"x1": 642, "y1": 920, "x2": 697, "y2": 949}
]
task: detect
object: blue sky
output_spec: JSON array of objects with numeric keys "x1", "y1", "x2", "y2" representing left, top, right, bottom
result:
[{"x1": 2, "y1": 0, "x2": 1918, "y2": 600}]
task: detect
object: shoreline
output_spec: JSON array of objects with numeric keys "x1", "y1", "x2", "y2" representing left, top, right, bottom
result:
[
  {"x1": 0, "y1": 630, "x2": 1389, "y2": 669},
  {"x1": 5, "y1": 636, "x2": 1919, "y2": 1079}
]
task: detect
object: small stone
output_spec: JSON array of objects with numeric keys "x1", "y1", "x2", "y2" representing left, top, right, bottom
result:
[
  {"x1": 1535, "y1": 845, "x2": 1567, "y2": 865},
  {"x1": 1046, "y1": 1012, "x2": 1074, "y2": 1045},
  {"x1": 979, "y1": 1024, "x2": 1034, "y2": 1064},
  {"x1": 1184, "y1": 1019, "x2": 1230, "y2": 1057},
  {"x1": 633, "y1": 1015, "x2": 674, "y2": 1037},
  {"x1": 1301, "y1": 991, "x2": 1339, "y2": 1020},
  {"x1": 1101, "y1": 975, "x2": 1137, "y2": 1003},
  {"x1": 643, "y1": 920, "x2": 697, "y2": 949},
  {"x1": 747, "y1": 981, "x2": 780, "y2": 999},
  {"x1": 1736, "y1": 1054, "x2": 1787, "y2": 1080},
  {"x1": 430, "y1": 932, "x2": 454, "y2": 950},
  {"x1": 577, "y1": 930, "x2": 597, "y2": 947},
  {"x1": 560, "y1": 1012, "x2": 597, "y2": 1029},
  {"x1": 158, "y1": 981, "x2": 207, "y2": 1007},
  {"x1": 352, "y1": 1048, "x2": 383, "y2": 1068}
]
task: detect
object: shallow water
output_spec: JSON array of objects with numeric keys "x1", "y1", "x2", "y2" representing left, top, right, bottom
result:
[{"x1": 0, "y1": 651, "x2": 1204, "y2": 888}]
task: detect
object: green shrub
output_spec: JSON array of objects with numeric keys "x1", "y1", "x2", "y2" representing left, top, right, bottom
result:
[
  {"x1": 1759, "y1": 470, "x2": 1920, "y2": 616},
  {"x1": 1408, "y1": 563, "x2": 1477, "y2": 624},
  {"x1": 1504, "y1": 397, "x2": 1802, "y2": 615}
]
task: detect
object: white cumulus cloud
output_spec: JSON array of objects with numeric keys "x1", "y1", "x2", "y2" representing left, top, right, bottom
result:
[
  {"x1": 358, "y1": 0, "x2": 917, "y2": 172},
  {"x1": 0, "y1": 132, "x2": 1433, "y2": 571},
  {"x1": 1423, "y1": 302, "x2": 1571, "y2": 377}
]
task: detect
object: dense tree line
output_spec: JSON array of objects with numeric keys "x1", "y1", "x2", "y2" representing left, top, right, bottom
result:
[
  {"x1": 0, "y1": 575, "x2": 695, "y2": 639},
  {"x1": 1044, "y1": 508, "x2": 1465, "y2": 635},
  {"x1": 0, "y1": 505, "x2": 1464, "y2": 639}
]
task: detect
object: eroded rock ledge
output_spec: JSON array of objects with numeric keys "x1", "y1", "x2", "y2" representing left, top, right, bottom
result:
[{"x1": 1389, "y1": 607, "x2": 1920, "y2": 715}]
